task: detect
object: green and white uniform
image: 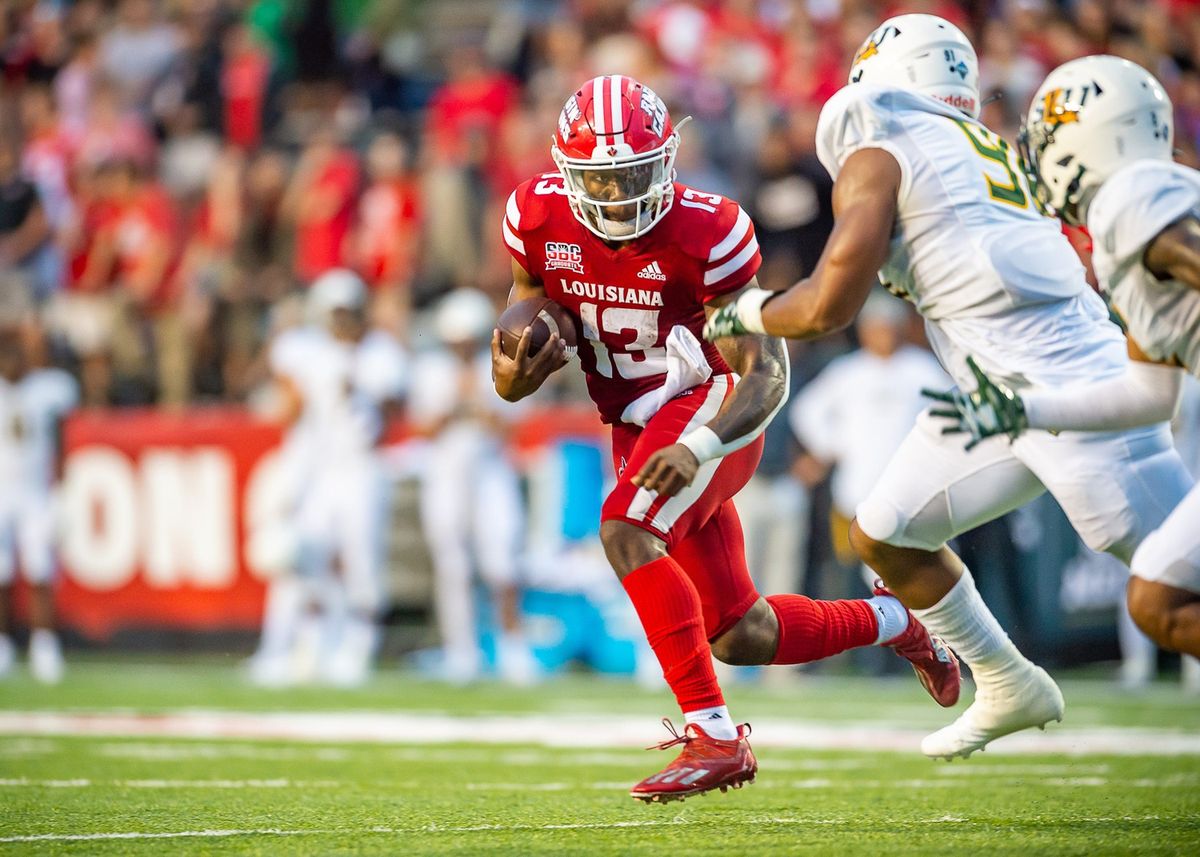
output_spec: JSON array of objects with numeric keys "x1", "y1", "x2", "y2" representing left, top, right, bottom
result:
[
  {"x1": 1088, "y1": 159, "x2": 1200, "y2": 591},
  {"x1": 816, "y1": 82, "x2": 1190, "y2": 561}
]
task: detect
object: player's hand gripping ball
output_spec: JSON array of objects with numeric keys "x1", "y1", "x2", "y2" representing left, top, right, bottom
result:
[{"x1": 491, "y1": 297, "x2": 576, "y2": 402}]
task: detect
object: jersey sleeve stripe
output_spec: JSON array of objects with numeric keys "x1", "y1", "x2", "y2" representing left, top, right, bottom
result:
[
  {"x1": 703, "y1": 234, "x2": 759, "y2": 285},
  {"x1": 503, "y1": 218, "x2": 526, "y2": 256},
  {"x1": 505, "y1": 190, "x2": 521, "y2": 230},
  {"x1": 708, "y1": 208, "x2": 751, "y2": 262}
]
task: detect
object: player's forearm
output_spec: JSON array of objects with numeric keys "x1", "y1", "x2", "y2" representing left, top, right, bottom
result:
[
  {"x1": 757, "y1": 279, "x2": 856, "y2": 339},
  {"x1": 1145, "y1": 217, "x2": 1200, "y2": 290},
  {"x1": 681, "y1": 335, "x2": 789, "y2": 463},
  {"x1": 1022, "y1": 360, "x2": 1184, "y2": 432}
]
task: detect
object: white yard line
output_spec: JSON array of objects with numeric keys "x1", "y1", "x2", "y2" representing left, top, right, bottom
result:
[
  {"x1": 0, "y1": 829, "x2": 318, "y2": 844},
  {"x1": 1, "y1": 814, "x2": 1191, "y2": 844},
  {"x1": 11, "y1": 775, "x2": 1188, "y2": 793},
  {"x1": 0, "y1": 778, "x2": 341, "y2": 789},
  {"x1": 84, "y1": 742, "x2": 888, "y2": 771},
  {"x1": 1, "y1": 710, "x2": 1198, "y2": 756}
]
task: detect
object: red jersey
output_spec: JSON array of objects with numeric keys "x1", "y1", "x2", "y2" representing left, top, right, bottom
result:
[
  {"x1": 356, "y1": 178, "x2": 420, "y2": 287},
  {"x1": 112, "y1": 184, "x2": 181, "y2": 308},
  {"x1": 294, "y1": 150, "x2": 359, "y2": 283},
  {"x1": 504, "y1": 173, "x2": 761, "y2": 424}
]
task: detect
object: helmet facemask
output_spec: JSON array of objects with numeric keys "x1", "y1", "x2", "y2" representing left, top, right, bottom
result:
[
  {"x1": 1017, "y1": 84, "x2": 1096, "y2": 224},
  {"x1": 552, "y1": 132, "x2": 680, "y2": 241}
]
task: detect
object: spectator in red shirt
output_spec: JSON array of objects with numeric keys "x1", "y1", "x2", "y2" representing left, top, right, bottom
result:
[
  {"x1": 281, "y1": 126, "x2": 360, "y2": 285},
  {"x1": 220, "y1": 22, "x2": 272, "y2": 152},
  {"x1": 45, "y1": 159, "x2": 120, "y2": 405},
  {"x1": 423, "y1": 46, "x2": 518, "y2": 290},
  {"x1": 66, "y1": 158, "x2": 187, "y2": 406},
  {"x1": 350, "y1": 131, "x2": 420, "y2": 335}
]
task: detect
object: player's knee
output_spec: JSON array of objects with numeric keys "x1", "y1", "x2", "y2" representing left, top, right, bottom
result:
[
  {"x1": 711, "y1": 599, "x2": 777, "y2": 666},
  {"x1": 849, "y1": 517, "x2": 895, "y2": 569},
  {"x1": 1127, "y1": 577, "x2": 1185, "y2": 652},
  {"x1": 600, "y1": 520, "x2": 668, "y2": 580}
]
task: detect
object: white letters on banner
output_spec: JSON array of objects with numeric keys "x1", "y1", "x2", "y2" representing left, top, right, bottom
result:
[{"x1": 60, "y1": 446, "x2": 281, "y2": 591}]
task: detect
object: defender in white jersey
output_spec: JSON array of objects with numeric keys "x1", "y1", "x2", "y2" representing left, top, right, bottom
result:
[
  {"x1": 705, "y1": 15, "x2": 1193, "y2": 757},
  {"x1": 940, "y1": 56, "x2": 1200, "y2": 656},
  {"x1": 0, "y1": 323, "x2": 77, "y2": 683},
  {"x1": 249, "y1": 270, "x2": 407, "y2": 687}
]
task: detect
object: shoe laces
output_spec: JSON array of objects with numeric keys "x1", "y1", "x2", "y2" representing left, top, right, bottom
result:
[
  {"x1": 646, "y1": 718, "x2": 751, "y2": 751},
  {"x1": 648, "y1": 718, "x2": 693, "y2": 751}
]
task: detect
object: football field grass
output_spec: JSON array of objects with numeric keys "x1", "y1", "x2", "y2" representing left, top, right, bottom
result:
[{"x1": 1, "y1": 657, "x2": 1198, "y2": 855}]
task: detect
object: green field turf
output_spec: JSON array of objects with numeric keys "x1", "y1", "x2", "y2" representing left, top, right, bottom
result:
[{"x1": 1, "y1": 658, "x2": 1198, "y2": 855}]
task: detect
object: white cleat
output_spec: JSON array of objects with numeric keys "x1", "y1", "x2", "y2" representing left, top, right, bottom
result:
[
  {"x1": 29, "y1": 630, "x2": 64, "y2": 685},
  {"x1": 496, "y1": 636, "x2": 540, "y2": 687},
  {"x1": 921, "y1": 665, "x2": 1064, "y2": 760},
  {"x1": 0, "y1": 634, "x2": 15, "y2": 679}
]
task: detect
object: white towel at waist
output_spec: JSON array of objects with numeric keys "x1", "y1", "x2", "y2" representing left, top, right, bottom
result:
[{"x1": 620, "y1": 326, "x2": 715, "y2": 427}]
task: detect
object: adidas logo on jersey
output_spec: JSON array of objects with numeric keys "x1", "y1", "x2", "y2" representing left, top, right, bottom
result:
[{"x1": 637, "y1": 261, "x2": 666, "y2": 281}]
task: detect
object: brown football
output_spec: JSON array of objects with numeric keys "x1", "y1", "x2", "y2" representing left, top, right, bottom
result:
[{"x1": 497, "y1": 297, "x2": 578, "y2": 359}]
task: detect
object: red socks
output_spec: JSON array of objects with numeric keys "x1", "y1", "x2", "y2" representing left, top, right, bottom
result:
[
  {"x1": 622, "y1": 556, "x2": 724, "y2": 713},
  {"x1": 766, "y1": 594, "x2": 879, "y2": 665},
  {"x1": 623, "y1": 559, "x2": 882, "y2": 709}
]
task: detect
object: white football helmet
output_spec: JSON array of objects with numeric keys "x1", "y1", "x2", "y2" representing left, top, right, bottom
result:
[
  {"x1": 1020, "y1": 56, "x2": 1173, "y2": 225},
  {"x1": 434, "y1": 288, "x2": 495, "y2": 344},
  {"x1": 308, "y1": 268, "x2": 367, "y2": 323},
  {"x1": 849, "y1": 14, "x2": 980, "y2": 119}
]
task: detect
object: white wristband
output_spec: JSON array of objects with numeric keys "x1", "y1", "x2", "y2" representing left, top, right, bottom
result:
[
  {"x1": 679, "y1": 426, "x2": 724, "y2": 464},
  {"x1": 735, "y1": 288, "x2": 773, "y2": 335}
]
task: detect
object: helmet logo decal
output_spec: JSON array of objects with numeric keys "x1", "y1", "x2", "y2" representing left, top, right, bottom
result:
[
  {"x1": 639, "y1": 85, "x2": 667, "y2": 137},
  {"x1": 558, "y1": 95, "x2": 581, "y2": 140},
  {"x1": 945, "y1": 50, "x2": 968, "y2": 79},
  {"x1": 1150, "y1": 110, "x2": 1170, "y2": 141},
  {"x1": 852, "y1": 25, "x2": 900, "y2": 67},
  {"x1": 1040, "y1": 88, "x2": 1082, "y2": 129}
]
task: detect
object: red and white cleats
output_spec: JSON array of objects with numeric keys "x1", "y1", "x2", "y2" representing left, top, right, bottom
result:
[
  {"x1": 874, "y1": 582, "x2": 962, "y2": 708},
  {"x1": 630, "y1": 720, "x2": 757, "y2": 804}
]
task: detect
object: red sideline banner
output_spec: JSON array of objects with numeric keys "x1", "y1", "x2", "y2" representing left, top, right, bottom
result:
[
  {"x1": 57, "y1": 409, "x2": 284, "y2": 640},
  {"x1": 52, "y1": 406, "x2": 605, "y2": 642}
]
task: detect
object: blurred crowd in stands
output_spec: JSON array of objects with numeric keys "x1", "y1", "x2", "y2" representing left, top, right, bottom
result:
[{"x1": 2, "y1": 0, "x2": 1199, "y2": 408}]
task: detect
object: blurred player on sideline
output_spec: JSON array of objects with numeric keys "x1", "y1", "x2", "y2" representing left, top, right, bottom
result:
[
  {"x1": 409, "y1": 288, "x2": 537, "y2": 686},
  {"x1": 705, "y1": 15, "x2": 1193, "y2": 759},
  {"x1": 248, "y1": 269, "x2": 406, "y2": 687},
  {"x1": 940, "y1": 56, "x2": 1200, "y2": 659},
  {"x1": 790, "y1": 291, "x2": 948, "y2": 585},
  {"x1": 494, "y1": 75, "x2": 959, "y2": 802},
  {"x1": 0, "y1": 318, "x2": 78, "y2": 683}
]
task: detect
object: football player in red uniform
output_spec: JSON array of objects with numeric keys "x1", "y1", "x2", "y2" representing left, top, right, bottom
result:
[{"x1": 491, "y1": 75, "x2": 960, "y2": 803}]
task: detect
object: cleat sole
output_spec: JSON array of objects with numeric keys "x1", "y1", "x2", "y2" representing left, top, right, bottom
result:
[{"x1": 633, "y1": 772, "x2": 756, "y2": 804}]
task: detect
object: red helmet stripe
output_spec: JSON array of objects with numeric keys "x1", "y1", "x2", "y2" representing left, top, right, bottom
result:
[{"x1": 609, "y1": 75, "x2": 625, "y2": 147}]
